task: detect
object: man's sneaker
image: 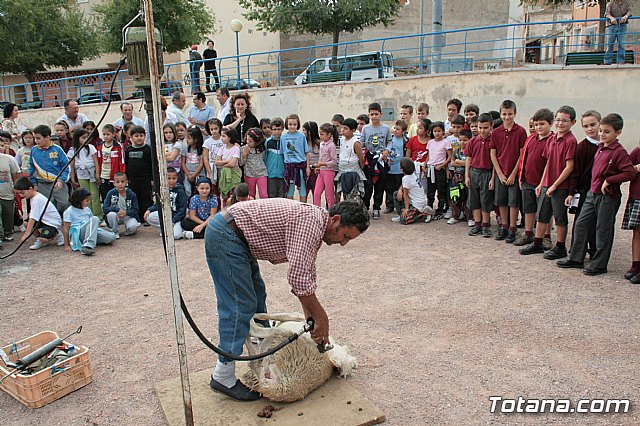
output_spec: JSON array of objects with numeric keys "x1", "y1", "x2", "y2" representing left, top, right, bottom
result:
[
  {"x1": 29, "y1": 238, "x2": 45, "y2": 250},
  {"x1": 519, "y1": 243, "x2": 544, "y2": 255},
  {"x1": 182, "y1": 230, "x2": 195, "y2": 240},
  {"x1": 55, "y1": 232, "x2": 65, "y2": 246},
  {"x1": 80, "y1": 246, "x2": 95, "y2": 256},
  {"x1": 3, "y1": 235, "x2": 13, "y2": 241},
  {"x1": 482, "y1": 227, "x2": 492, "y2": 238},
  {"x1": 447, "y1": 217, "x2": 458, "y2": 225},
  {"x1": 505, "y1": 230, "x2": 516, "y2": 244},
  {"x1": 512, "y1": 234, "x2": 533, "y2": 247},
  {"x1": 423, "y1": 214, "x2": 432, "y2": 223},
  {"x1": 372, "y1": 210, "x2": 381, "y2": 220},
  {"x1": 543, "y1": 245, "x2": 567, "y2": 260},
  {"x1": 210, "y1": 377, "x2": 261, "y2": 402},
  {"x1": 384, "y1": 207, "x2": 395, "y2": 214},
  {"x1": 391, "y1": 215, "x2": 402, "y2": 223},
  {"x1": 468, "y1": 226, "x2": 482, "y2": 236},
  {"x1": 444, "y1": 208, "x2": 452, "y2": 219},
  {"x1": 114, "y1": 233, "x2": 120, "y2": 240},
  {"x1": 542, "y1": 237, "x2": 553, "y2": 251},
  {"x1": 467, "y1": 219, "x2": 475, "y2": 227},
  {"x1": 495, "y1": 227, "x2": 506, "y2": 241}
]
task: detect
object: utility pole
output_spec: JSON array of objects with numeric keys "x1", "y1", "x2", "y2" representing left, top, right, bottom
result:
[{"x1": 431, "y1": 0, "x2": 443, "y2": 74}]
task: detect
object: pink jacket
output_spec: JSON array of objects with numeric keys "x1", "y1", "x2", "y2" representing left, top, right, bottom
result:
[{"x1": 318, "y1": 139, "x2": 337, "y2": 171}]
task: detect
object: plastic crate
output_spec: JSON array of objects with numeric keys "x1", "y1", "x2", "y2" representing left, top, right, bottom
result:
[{"x1": 0, "y1": 331, "x2": 93, "y2": 408}]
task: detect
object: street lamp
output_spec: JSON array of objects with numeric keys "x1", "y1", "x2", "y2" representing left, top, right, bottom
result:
[{"x1": 230, "y1": 19, "x2": 243, "y2": 91}]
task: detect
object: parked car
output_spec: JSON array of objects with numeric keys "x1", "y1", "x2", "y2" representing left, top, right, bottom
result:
[
  {"x1": 77, "y1": 91, "x2": 122, "y2": 105},
  {"x1": 219, "y1": 78, "x2": 261, "y2": 90},
  {"x1": 126, "y1": 80, "x2": 184, "y2": 100},
  {"x1": 294, "y1": 51, "x2": 395, "y2": 85}
]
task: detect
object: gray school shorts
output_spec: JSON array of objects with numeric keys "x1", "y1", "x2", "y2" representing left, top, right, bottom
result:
[
  {"x1": 537, "y1": 186, "x2": 569, "y2": 226},
  {"x1": 468, "y1": 168, "x2": 494, "y2": 212},
  {"x1": 521, "y1": 181, "x2": 539, "y2": 214},
  {"x1": 494, "y1": 176, "x2": 520, "y2": 208}
]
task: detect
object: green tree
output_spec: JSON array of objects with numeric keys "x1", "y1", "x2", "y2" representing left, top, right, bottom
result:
[
  {"x1": 94, "y1": 0, "x2": 217, "y2": 54},
  {"x1": 521, "y1": 0, "x2": 607, "y2": 45},
  {"x1": 238, "y1": 0, "x2": 400, "y2": 58},
  {"x1": 0, "y1": 0, "x2": 99, "y2": 102}
]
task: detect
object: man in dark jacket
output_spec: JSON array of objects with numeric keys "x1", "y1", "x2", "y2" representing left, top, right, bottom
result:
[
  {"x1": 189, "y1": 45, "x2": 203, "y2": 93},
  {"x1": 203, "y1": 40, "x2": 220, "y2": 92}
]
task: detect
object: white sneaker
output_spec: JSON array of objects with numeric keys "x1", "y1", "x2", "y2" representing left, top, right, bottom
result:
[
  {"x1": 17, "y1": 225, "x2": 27, "y2": 233},
  {"x1": 391, "y1": 215, "x2": 401, "y2": 223},
  {"x1": 424, "y1": 215, "x2": 432, "y2": 223},
  {"x1": 115, "y1": 233, "x2": 120, "y2": 240},
  {"x1": 468, "y1": 219, "x2": 475, "y2": 227},
  {"x1": 447, "y1": 218, "x2": 459, "y2": 225},
  {"x1": 458, "y1": 212, "x2": 465, "y2": 220},
  {"x1": 29, "y1": 238, "x2": 44, "y2": 250},
  {"x1": 182, "y1": 231, "x2": 194, "y2": 240},
  {"x1": 444, "y1": 207, "x2": 452, "y2": 219},
  {"x1": 55, "y1": 233, "x2": 65, "y2": 246}
]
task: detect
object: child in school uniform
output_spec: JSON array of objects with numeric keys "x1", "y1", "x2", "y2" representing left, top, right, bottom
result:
[
  {"x1": 622, "y1": 140, "x2": 640, "y2": 284},
  {"x1": 391, "y1": 158, "x2": 435, "y2": 224},
  {"x1": 513, "y1": 108, "x2": 554, "y2": 247},
  {"x1": 557, "y1": 113, "x2": 634, "y2": 275},
  {"x1": 566, "y1": 110, "x2": 601, "y2": 257},
  {"x1": 490, "y1": 100, "x2": 527, "y2": 243},
  {"x1": 465, "y1": 113, "x2": 495, "y2": 238},
  {"x1": 520, "y1": 106, "x2": 578, "y2": 259}
]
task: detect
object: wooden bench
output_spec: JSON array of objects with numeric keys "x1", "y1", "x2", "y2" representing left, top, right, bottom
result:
[{"x1": 565, "y1": 50, "x2": 635, "y2": 66}]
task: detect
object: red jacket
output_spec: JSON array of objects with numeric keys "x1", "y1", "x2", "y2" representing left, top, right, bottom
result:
[{"x1": 97, "y1": 141, "x2": 126, "y2": 182}]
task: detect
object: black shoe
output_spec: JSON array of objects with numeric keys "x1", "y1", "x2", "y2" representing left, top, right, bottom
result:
[
  {"x1": 482, "y1": 227, "x2": 492, "y2": 238},
  {"x1": 624, "y1": 270, "x2": 637, "y2": 280},
  {"x1": 544, "y1": 245, "x2": 567, "y2": 260},
  {"x1": 210, "y1": 377, "x2": 261, "y2": 401},
  {"x1": 557, "y1": 259, "x2": 584, "y2": 269},
  {"x1": 505, "y1": 230, "x2": 516, "y2": 244},
  {"x1": 3, "y1": 235, "x2": 13, "y2": 241},
  {"x1": 384, "y1": 207, "x2": 395, "y2": 214},
  {"x1": 495, "y1": 227, "x2": 506, "y2": 241},
  {"x1": 517, "y1": 221, "x2": 525, "y2": 229},
  {"x1": 583, "y1": 267, "x2": 608, "y2": 276},
  {"x1": 469, "y1": 226, "x2": 482, "y2": 236},
  {"x1": 520, "y1": 243, "x2": 544, "y2": 255},
  {"x1": 630, "y1": 274, "x2": 640, "y2": 284}
]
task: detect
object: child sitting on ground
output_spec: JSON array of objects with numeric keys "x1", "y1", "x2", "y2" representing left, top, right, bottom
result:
[
  {"x1": 62, "y1": 188, "x2": 117, "y2": 255},
  {"x1": 144, "y1": 167, "x2": 188, "y2": 240},
  {"x1": 181, "y1": 177, "x2": 218, "y2": 239},
  {"x1": 391, "y1": 158, "x2": 435, "y2": 224},
  {"x1": 14, "y1": 177, "x2": 64, "y2": 250},
  {"x1": 224, "y1": 182, "x2": 254, "y2": 205},
  {"x1": 103, "y1": 172, "x2": 141, "y2": 238}
]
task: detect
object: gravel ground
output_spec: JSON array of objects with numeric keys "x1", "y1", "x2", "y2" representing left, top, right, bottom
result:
[{"x1": 1, "y1": 193, "x2": 639, "y2": 425}]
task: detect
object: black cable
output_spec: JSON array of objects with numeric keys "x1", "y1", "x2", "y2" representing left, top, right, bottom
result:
[{"x1": 0, "y1": 58, "x2": 126, "y2": 260}]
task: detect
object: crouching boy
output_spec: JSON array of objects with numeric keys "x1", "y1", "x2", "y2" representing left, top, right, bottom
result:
[
  {"x1": 14, "y1": 177, "x2": 64, "y2": 249},
  {"x1": 143, "y1": 167, "x2": 187, "y2": 239},
  {"x1": 103, "y1": 172, "x2": 141, "y2": 238},
  {"x1": 391, "y1": 158, "x2": 435, "y2": 224},
  {"x1": 557, "y1": 113, "x2": 634, "y2": 275}
]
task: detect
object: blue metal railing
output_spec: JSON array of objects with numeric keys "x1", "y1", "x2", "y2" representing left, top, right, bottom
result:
[{"x1": 1, "y1": 17, "x2": 637, "y2": 109}]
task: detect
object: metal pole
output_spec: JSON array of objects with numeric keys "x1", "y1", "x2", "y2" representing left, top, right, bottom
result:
[
  {"x1": 140, "y1": 1, "x2": 194, "y2": 425},
  {"x1": 419, "y1": 0, "x2": 424, "y2": 74},
  {"x1": 432, "y1": 0, "x2": 443, "y2": 74},
  {"x1": 235, "y1": 32, "x2": 241, "y2": 90}
]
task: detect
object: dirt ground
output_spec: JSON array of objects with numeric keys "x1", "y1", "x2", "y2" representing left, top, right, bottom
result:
[{"x1": 1, "y1": 192, "x2": 640, "y2": 425}]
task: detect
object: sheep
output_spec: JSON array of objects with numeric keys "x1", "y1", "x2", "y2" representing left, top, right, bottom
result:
[{"x1": 240, "y1": 312, "x2": 357, "y2": 402}]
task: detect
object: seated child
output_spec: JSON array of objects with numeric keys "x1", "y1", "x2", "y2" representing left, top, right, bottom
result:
[
  {"x1": 144, "y1": 167, "x2": 188, "y2": 239},
  {"x1": 224, "y1": 182, "x2": 254, "y2": 205},
  {"x1": 181, "y1": 177, "x2": 218, "y2": 239},
  {"x1": 103, "y1": 172, "x2": 141, "y2": 238},
  {"x1": 14, "y1": 177, "x2": 64, "y2": 250},
  {"x1": 62, "y1": 188, "x2": 117, "y2": 255},
  {"x1": 391, "y1": 158, "x2": 435, "y2": 224}
]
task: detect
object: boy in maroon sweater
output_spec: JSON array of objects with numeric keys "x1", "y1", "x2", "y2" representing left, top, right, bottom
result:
[
  {"x1": 520, "y1": 106, "x2": 577, "y2": 259},
  {"x1": 490, "y1": 100, "x2": 528, "y2": 243},
  {"x1": 558, "y1": 113, "x2": 634, "y2": 275},
  {"x1": 465, "y1": 113, "x2": 494, "y2": 238},
  {"x1": 514, "y1": 108, "x2": 554, "y2": 246},
  {"x1": 566, "y1": 110, "x2": 601, "y2": 257}
]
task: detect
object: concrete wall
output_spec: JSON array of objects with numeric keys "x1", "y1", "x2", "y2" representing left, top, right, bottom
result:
[{"x1": 17, "y1": 67, "x2": 640, "y2": 150}]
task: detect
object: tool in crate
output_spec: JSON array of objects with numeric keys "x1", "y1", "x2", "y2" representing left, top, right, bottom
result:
[{"x1": 0, "y1": 326, "x2": 82, "y2": 382}]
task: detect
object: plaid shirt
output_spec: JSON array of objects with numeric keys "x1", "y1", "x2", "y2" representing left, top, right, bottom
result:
[{"x1": 229, "y1": 198, "x2": 329, "y2": 297}]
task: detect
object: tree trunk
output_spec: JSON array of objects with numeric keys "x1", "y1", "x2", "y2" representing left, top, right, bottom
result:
[
  {"x1": 598, "y1": 2, "x2": 606, "y2": 49},
  {"x1": 24, "y1": 70, "x2": 41, "y2": 102},
  {"x1": 331, "y1": 28, "x2": 340, "y2": 62}
]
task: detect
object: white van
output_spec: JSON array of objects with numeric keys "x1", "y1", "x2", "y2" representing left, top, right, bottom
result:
[{"x1": 294, "y1": 51, "x2": 395, "y2": 85}]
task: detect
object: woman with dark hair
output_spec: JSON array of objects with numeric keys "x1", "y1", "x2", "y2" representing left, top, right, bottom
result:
[
  {"x1": 222, "y1": 92, "x2": 260, "y2": 140},
  {"x1": 1, "y1": 102, "x2": 21, "y2": 150}
]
